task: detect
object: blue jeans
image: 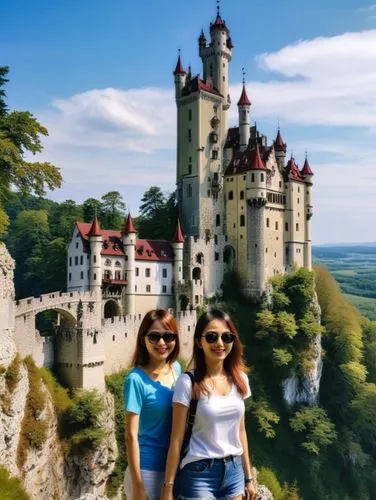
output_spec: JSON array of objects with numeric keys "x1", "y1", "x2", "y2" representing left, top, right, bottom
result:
[{"x1": 175, "y1": 455, "x2": 245, "y2": 499}]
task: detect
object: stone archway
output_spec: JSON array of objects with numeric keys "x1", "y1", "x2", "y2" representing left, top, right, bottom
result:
[
  {"x1": 104, "y1": 299, "x2": 120, "y2": 319},
  {"x1": 223, "y1": 245, "x2": 236, "y2": 273}
]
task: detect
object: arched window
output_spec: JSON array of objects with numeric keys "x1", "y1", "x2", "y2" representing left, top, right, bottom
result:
[
  {"x1": 216, "y1": 214, "x2": 220, "y2": 227},
  {"x1": 104, "y1": 259, "x2": 111, "y2": 266},
  {"x1": 240, "y1": 190, "x2": 244, "y2": 200},
  {"x1": 115, "y1": 260, "x2": 121, "y2": 267},
  {"x1": 228, "y1": 190, "x2": 234, "y2": 200},
  {"x1": 240, "y1": 215, "x2": 245, "y2": 227}
]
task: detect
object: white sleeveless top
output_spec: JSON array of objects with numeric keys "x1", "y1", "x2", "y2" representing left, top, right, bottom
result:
[{"x1": 172, "y1": 372, "x2": 251, "y2": 469}]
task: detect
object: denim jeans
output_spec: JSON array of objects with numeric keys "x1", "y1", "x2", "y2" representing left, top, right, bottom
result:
[
  {"x1": 124, "y1": 467, "x2": 164, "y2": 499},
  {"x1": 175, "y1": 454, "x2": 245, "y2": 499}
]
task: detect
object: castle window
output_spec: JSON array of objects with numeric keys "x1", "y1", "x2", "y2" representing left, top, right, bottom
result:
[
  {"x1": 162, "y1": 285, "x2": 167, "y2": 293},
  {"x1": 113, "y1": 335, "x2": 115, "y2": 341},
  {"x1": 69, "y1": 257, "x2": 72, "y2": 266},
  {"x1": 240, "y1": 190, "x2": 244, "y2": 200},
  {"x1": 105, "y1": 259, "x2": 111, "y2": 266},
  {"x1": 240, "y1": 234, "x2": 243, "y2": 239},
  {"x1": 80, "y1": 256, "x2": 83, "y2": 265},
  {"x1": 298, "y1": 187, "x2": 300, "y2": 193},
  {"x1": 135, "y1": 267, "x2": 139, "y2": 277},
  {"x1": 188, "y1": 164, "x2": 192, "y2": 174},
  {"x1": 285, "y1": 223, "x2": 288, "y2": 231},
  {"x1": 125, "y1": 255, "x2": 128, "y2": 261},
  {"x1": 251, "y1": 173, "x2": 255, "y2": 182},
  {"x1": 274, "y1": 252, "x2": 277, "y2": 258},
  {"x1": 75, "y1": 256, "x2": 78, "y2": 266},
  {"x1": 275, "y1": 222, "x2": 278, "y2": 230},
  {"x1": 188, "y1": 129, "x2": 192, "y2": 142},
  {"x1": 162, "y1": 268, "x2": 167, "y2": 278},
  {"x1": 104, "y1": 270, "x2": 111, "y2": 280},
  {"x1": 115, "y1": 271, "x2": 121, "y2": 280},
  {"x1": 145, "y1": 268, "x2": 151, "y2": 278},
  {"x1": 214, "y1": 235, "x2": 218, "y2": 244},
  {"x1": 215, "y1": 252, "x2": 219, "y2": 261},
  {"x1": 188, "y1": 109, "x2": 192, "y2": 121},
  {"x1": 69, "y1": 273, "x2": 72, "y2": 282},
  {"x1": 243, "y1": 176, "x2": 246, "y2": 180},
  {"x1": 80, "y1": 271, "x2": 83, "y2": 279},
  {"x1": 124, "y1": 272, "x2": 127, "y2": 280},
  {"x1": 212, "y1": 149, "x2": 218, "y2": 159},
  {"x1": 261, "y1": 173, "x2": 264, "y2": 182},
  {"x1": 93, "y1": 256, "x2": 97, "y2": 264},
  {"x1": 266, "y1": 218, "x2": 270, "y2": 228},
  {"x1": 146, "y1": 285, "x2": 151, "y2": 293},
  {"x1": 76, "y1": 242, "x2": 79, "y2": 249},
  {"x1": 216, "y1": 214, "x2": 220, "y2": 226},
  {"x1": 266, "y1": 248, "x2": 268, "y2": 253},
  {"x1": 296, "y1": 223, "x2": 299, "y2": 231},
  {"x1": 94, "y1": 273, "x2": 97, "y2": 281},
  {"x1": 115, "y1": 260, "x2": 121, "y2": 267},
  {"x1": 223, "y1": 76, "x2": 225, "y2": 82},
  {"x1": 285, "y1": 247, "x2": 289, "y2": 256},
  {"x1": 279, "y1": 181, "x2": 282, "y2": 188},
  {"x1": 297, "y1": 198, "x2": 300, "y2": 204},
  {"x1": 240, "y1": 215, "x2": 245, "y2": 227},
  {"x1": 228, "y1": 190, "x2": 233, "y2": 200},
  {"x1": 195, "y1": 295, "x2": 199, "y2": 304},
  {"x1": 171, "y1": 286, "x2": 175, "y2": 293},
  {"x1": 135, "y1": 285, "x2": 137, "y2": 292}
]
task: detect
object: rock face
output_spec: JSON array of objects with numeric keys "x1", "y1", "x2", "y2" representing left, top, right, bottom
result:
[
  {"x1": 282, "y1": 291, "x2": 323, "y2": 406},
  {"x1": 0, "y1": 243, "x2": 117, "y2": 500}
]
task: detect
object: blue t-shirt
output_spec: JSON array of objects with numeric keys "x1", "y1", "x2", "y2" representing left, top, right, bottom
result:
[{"x1": 124, "y1": 362, "x2": 181, "y2": 471}]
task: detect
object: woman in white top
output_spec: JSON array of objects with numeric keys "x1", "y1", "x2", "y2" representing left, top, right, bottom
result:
[{"x1": 161, "y1": 309, "x2": 257, "y2": 500}]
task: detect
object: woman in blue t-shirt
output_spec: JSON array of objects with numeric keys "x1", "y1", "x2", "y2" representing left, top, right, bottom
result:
[{"x1": 123, "y1": 309, "x2": 181, "y2": 500}]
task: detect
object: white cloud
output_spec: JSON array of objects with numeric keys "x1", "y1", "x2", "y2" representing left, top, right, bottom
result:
[{"x1": 35, "y1": 29, "x2": 376, "y2": 243}]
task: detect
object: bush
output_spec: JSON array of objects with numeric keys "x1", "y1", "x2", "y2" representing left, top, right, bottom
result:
[
  {"x1": 0, "y1": 364, "x2": 6, "y2": 375},
  {"x1": 5, "y1": 354, "x2": 21, "y2": 393},
  {"x1": 40, "y1": 367, "x2": 72, "y2": 416},
  {"x1": 257, "y1": 467, "x2": 283, "y2": 499},
  {"x1": 0, "y1": 467, "x2": 30, "y2": 500}
]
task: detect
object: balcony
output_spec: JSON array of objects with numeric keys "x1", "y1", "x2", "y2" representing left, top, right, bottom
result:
[{"x1": 102, "y1": 278, "x2": 127, "y2": 286}]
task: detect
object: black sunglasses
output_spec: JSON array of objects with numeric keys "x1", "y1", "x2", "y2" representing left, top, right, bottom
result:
[
  {"x1": 202, "y1": 331, "x2": 236, "y2": 344},
  {"x1": 146, "y1": 332, "x2": 177, "y2": 344}
]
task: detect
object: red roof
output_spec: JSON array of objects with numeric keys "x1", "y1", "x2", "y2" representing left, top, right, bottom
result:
[
  {"x1": 173, "y1": 54, "x2": 186, "y2": 75},
  {"x1": 225, "y1": 144, "x2": 271, "y2": 175},
  {"x1": 286, "y1": 157, "x2": 303, "y2": 180},
  {"x1": 210, "y1": 14, "x2": 229, "y2": 32},
  {"x1": 274, "y1": 129, "x2": 286, "y2": 152},
  {"x1": 87, "y1": 216, "x2": 101, "y2": 237},
  {"x1": 301, "y1": 157, "x2": 313, "y2": 176},
  {"x1": 250, "y1": 144, "x2": 266, "y2": 170},
  {"x1": 237, "y1": 84, "x2": 251, "y2": 106},
  {"x1": 182, "y1": 75, "x2": 222, "y2": 98},
  {"x1": 76, "y1": 223, "x2": 173, "y2": 261},
  {"x1": 173, "y1": 220, "x2": 184, "y2": 243},
  {"x1": 122, "y1": 213, "x2": 136, "y2": 234}
]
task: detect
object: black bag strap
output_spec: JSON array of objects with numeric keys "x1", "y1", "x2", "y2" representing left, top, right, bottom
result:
[{"x1": 180, "y1": 371, "x2": 198, "y2": 461}]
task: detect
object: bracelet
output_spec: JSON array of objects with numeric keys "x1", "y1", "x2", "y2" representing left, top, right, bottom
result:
[
  {"x1": 245, "y1": 477, "x2": 255, "y2": 484},
  {"x1": 163, "y1": 480, "x2": 174, "y2": 487}
]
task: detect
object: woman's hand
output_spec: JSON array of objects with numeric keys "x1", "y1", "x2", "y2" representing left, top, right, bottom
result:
[
  {"x1": 132, "y1": 484, "x2": 148, "y2": 500},
  {"x1": 245, "y1": 480, "x2": 257, "y2": 499}
]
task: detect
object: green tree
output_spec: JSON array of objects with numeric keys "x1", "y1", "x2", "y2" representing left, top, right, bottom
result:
[
  {"x1": 100, "y1": 191, "x2": 126, "y2": 229},
  {"x1": 0, "y1": 66, "x2": 62, "y2": 237},
  {"x1": 49, "y1": 200, "x2": 83, "y2": 242},
  {"x1": 82, "y1": 197, "x2": 102, "y2": 223},
  {"x1": 43, "y1": 237, "x2": 67, "y2": 292},
  {"x1": 290, "y1": 407, "x2": 337, "y2": 455},
  {"x1": 139, "y1": 186, "x2": 165, "y2": 218}
]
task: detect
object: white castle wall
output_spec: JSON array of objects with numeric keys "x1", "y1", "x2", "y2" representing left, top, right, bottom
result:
[
  {"x1": 67, "y1": 226, "x2": 90, "y2": 292},
  {"x1": 176, "y1": 310, "x2": 197, "y2": 362}
]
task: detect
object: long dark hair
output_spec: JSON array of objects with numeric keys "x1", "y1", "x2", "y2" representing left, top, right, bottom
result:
[
  {"x1": 191, "y1": 309, "x2": 248, "y2": 397},
  {"x1": 131, "y1": 309, "x2": 180, "y2": 367}
]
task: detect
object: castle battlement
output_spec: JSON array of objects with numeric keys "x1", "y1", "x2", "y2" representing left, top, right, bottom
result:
[{"x1": 15, "y1": 290, "x2": 96, "y2": 316}]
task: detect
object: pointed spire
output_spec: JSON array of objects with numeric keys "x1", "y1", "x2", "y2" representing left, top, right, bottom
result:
[
  {"x1": 122, "y1": 213, "x2": 136, "y2": 234},
  {"x1": 211, "y1": 0, "x2": 229, "y2": 32},
  {"x1": 250, "y1": 144, "x2": 266, "y2": 170},
  {"x1": 274, "y1": 127, "x2": 287, "y2": 153},
  {"x1": 238, "y1": 68, "x2": 251, "y2": 106},
  {"x1": 301, "y1": 155, "x2": 313, "y2": 176},
  {"x1": 173, "y1": 50, "x2": 186, "y2": 75},
  {"x1": 87, "y1": 215, "x2": 101, "y2": 237},
  {"x1": 173, "y1": 219, "x2": 184, "y2": 243},
  {"x1": 199, "y1": 29, "x2": 206, "y2": 47}
]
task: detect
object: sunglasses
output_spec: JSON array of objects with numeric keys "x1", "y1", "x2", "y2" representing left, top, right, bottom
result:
[
  {"x1": 202, "y1": 332, "x2": 236, "y2": 344},
  {"x1": 146, "y1": 332, "x2": 177, "y2": 344}
]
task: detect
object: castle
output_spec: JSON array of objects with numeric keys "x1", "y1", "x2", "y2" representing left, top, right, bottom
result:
[
  {"x1": 3, "y1": 6, "x2": 314, "y2": 392},
  {"x1": 67, "y1": 5, "x2": 313, "y2": 316}
]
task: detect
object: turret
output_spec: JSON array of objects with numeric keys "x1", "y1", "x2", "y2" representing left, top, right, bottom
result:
[
  {"x1": 122, "y1": 213, "x2": 137, "y2": 315},
  {"x1": 88, "y1": 216, "x2": 102, "y2": 296},
  {"x1": 172, "y1": 220, "x2": 184, "y2": 285},
  {"x1": 173, "y1": 52, "x2": 187, "y2": 101},
  {"x1": 274, "y1": 128, "x2": 287, "y2": 169},
  {"x1": 246, "y1": 144, "x2": 267, "y2": 203},
  {"x1": 237, "y1": 78, "x2": 251, "y2": 151},
  {"x1": 198, "y1": 29, "x2": 207, "y2": 56},
  {"x1": 301, "y1": 156, "x2": 313, "y2": 270}
]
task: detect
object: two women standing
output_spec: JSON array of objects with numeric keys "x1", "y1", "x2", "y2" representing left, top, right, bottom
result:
[{"x1": 124, "y1": 308, "x2": 256, "y2": 500}]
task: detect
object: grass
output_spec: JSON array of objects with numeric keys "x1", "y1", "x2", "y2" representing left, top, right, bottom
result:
[
  {"x1": 5, "y1": 354, "x2": 21, "y2": 393},
  {"x1": 0, "y1": 467, "x2": 30, "y2": 500},
  {"x1": 344, "y1": 294, "x2": 376, "y2": 321}
]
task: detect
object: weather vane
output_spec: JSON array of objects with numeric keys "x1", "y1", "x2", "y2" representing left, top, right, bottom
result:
[
  {"x1": 242, "y1": 67, "x2": 246, "y2": 85},
  {"x1": 216, "y1": 0, "x2": 220, "y2": 15}
]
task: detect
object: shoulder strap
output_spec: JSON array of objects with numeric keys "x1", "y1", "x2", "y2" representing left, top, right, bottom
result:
[{"x1": 180, "y1": 371, "x2": 198, "y2": 461}]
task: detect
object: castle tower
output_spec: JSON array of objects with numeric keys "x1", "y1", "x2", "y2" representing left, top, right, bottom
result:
[
  {"x1": 274, "y1": 128, "x2": 287, "y2": 169},
  {"x1": 245, "y1": 144, "x2": 267, "y2": 297},
  {"x1": 172, "y1": 219, "x2": 184, "y2": 285},
  {"x1": 174, "y1": 52, "x2": 187, "y2": 101},
  {"x1": 122, "y1": 213, "x2": 137, "y2": 315},
  {"x1": 237, "y1": 78, "x2": 251, "y2": 151},
  {"x1": 88, "y1": 216, "x2": 102, "y2": 297},
  {"x1": 285, "y1": 156, "x2": 304, "y2": 269},
  {"x1": 301, "y1": 156, "x2": 314, "y2": 270}
]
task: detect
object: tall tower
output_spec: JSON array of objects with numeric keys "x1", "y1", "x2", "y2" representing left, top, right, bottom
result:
[
  {"x1": 237, "y1": 75, "x2": 251, "y2": 151},
  {"x1": 122, "y1": 213, "x2": 137, "y2": 316},
  {"x1": 174, "y1": 51, "x2": 187, "y2": 101},
  {"x1": 301, "y1": 156, "x2": 314, "y2": 270},
  {"x1": 245, "y1": 145, "x2": 267, "y2": 297},
  {"x1": 274, "y1": 128, "x2": 287, "y2": 169},
  {"x1": 88, "y1": 216, "x2": 102, "y2": 296},
  {"x1": 172, "y1": 219, "x2": 184, "y2": 285}
]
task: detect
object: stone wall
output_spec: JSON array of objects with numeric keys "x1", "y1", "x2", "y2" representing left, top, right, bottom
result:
[{"x1": 0, "y1": 244, "x2": 16, "y2": 367}]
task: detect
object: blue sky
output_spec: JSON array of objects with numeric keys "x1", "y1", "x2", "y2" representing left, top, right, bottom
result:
[{"x1": 2, "y1": 0, "x2": 376, "y2": 243}]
